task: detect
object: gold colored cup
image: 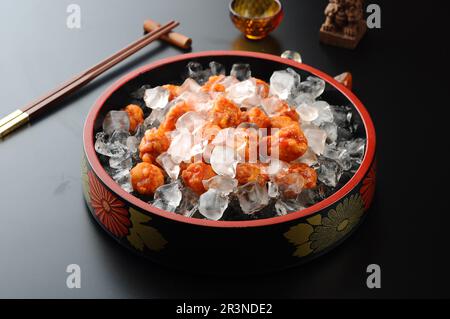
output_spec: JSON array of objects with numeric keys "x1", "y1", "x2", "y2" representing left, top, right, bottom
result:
[{"x1": 229, "y1": 0, "x2": 284, "y2": 40}]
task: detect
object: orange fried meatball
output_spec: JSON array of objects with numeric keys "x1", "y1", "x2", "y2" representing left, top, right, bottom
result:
[
  {"x1": 240, "y1": 107, "x2": 270, "y2": 128},
  {"x1": 181, "y1": 162, "x2": 217, "y2": 195},
  {"x1": 124, "y1": 104, "x2": 144, "y2": 134},
  {"x1": 159, "y1": 101, "x2": 192, "y2": 132},
  {"x1": 130, "y1": 163, "x2": 165, "y2": 196},
  {"x1": 262, "y1": 125, "x2": 308, "y2": 163},
  {"x1": 254, "y1": 78, "x2": 270, "y2": 98},
  {"x1": 288, "y1": 163, "x2": 318, "y2": 189},
  {"x1": 209, "y1": 96, "x2": 242, "y2": 129},
  {"x1": 162, "y1": 84, "x2": 180, "y2": 101},
  {"x1": 202, "y1": 75, "x2": 226, "y2": 93},
  {"x1": 236, "y1": 163, "x2": 268, "y2": 186},
  {"x1": 270, "y1": 116, "x2": 299, "y2": 130},
  {"x1": 139, "y1": 128, "x2": 171, "y2": 164}
]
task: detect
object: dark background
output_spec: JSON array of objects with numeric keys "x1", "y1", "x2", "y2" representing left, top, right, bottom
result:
[{"x1": 0, "y1": 0, "x2": 447, "y2": 298}]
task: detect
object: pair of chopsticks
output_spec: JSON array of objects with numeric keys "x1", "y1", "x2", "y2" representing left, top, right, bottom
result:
[{"x1": 0, "y1": 20, "x2": 180, "y2": 138}]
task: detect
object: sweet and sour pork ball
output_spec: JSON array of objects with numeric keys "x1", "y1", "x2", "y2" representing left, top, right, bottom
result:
[
  {"x1": 139, "y1": 128, "x2": 171, "y2": 164},
  {"x1": 181, "y1": 162, "x2": 217, "y2": 195},
  {"x1": 209, "y1": 96, "x2": 242, "y2": 129},
  {"x1": 130, "y1": 162, "x2": 165, "y2": 195}
]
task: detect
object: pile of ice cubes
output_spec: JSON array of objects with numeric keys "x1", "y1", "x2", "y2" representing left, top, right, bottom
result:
[{"x1": 95, "y1": 61, "x2": 366, "y2": 221}]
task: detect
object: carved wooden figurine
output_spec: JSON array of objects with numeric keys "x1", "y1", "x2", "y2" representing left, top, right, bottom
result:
[{"x1": 320, "y1": 0, "x2": 366, "y2": 49}]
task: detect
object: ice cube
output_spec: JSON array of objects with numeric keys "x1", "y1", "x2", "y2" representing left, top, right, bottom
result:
[
  {"x1": 295, "y1": 148, "x2": 318, "y2": 166},
  {"x1": 175, "y1": 111, "x2": 206, "y2": 134},
  {"x1": 281, "y1": 50, "x2": 302, "y2": 63},
  {"x1": 304, "y1": 127, "x2": 327, "y2": 155},
  {"x1": 270, "y1": 68, "x2": 301, "y2": 100},
  {"x1": 109, "y1": 154, "x2": 133, "y2": 171},
  {"x1": 210, "y1": 145, "x2": 238, "y2": 178},
  {"x1": 167, "y1": 129, "x2": 194, "y2": 163},
  {"x1": 261, "y1": 96, "x2": 283, "y2": 116},
  {"x1": 276, "y1": 172, "x2": 305, "y2": 198},
  {"x1": 95, "y1": 131, "x2": 128, "y2": 158},
  {"x1": 275, "y1": 198, "x2": 305, "y2": 216},
  {"x1": 198, "y1": 189, "x2": 229, "y2": 220},
  {"x1": 268, "y1": 182, "x2": 279, "y2": 198},
  {"x1": 317, "y1": 157, "x2": 343, "y2": 187},
  {"x1": 321, "y1": 122, "x2": 338, "y2": 143},
  {"x1": 102, "y1": 111, "x2": 130, "y2": 136},
  {"x1": 144, "y1": 108, "x2": 167, "y2": 129},
  {"x1": 144, "y1": 87, "x2": 170, "y2": 110},
  {"x1": 156, "y1": 152, "x2": 180, "y2": 180},
  {"x1": 152, "y1": 182, "x2": 183, "y2": 213},
  {"x1": 187, "y1": 61, "x2": 212, "y2": 85},
  {"x1": 230, "y1": 63, "x2": 251, "y2": 81},
  {"x1": 203, "y1": 175, "x2": 238, "y2": 195},
  {"x1": 126, "y1": 136, "x2": 139, "y2": 155},
  {"x1": 226, "y1": 79, "x2": 257, "y2": 105},
  {"x1": 236, "y1": 182, "x2": 269, "y2": 214},
  {"x1": 323, "y1": 143, "x2": 352, "y2": 171},
  {"x1": 209, "y1": 61, "x2": 226, "y2": 76},
  {"x1": 130, "y1": 84, "x2": 152, "y2": 99},
  {"x1": 178, "y1": 78, "x2": 202, "y2": 95},
  {"x1": 296, "y1": 103, "x2": 319, "y2": 122},
  {"x1": 297, "y1": 76, "x2": 326, "y2": 99},
  {"x1": 341, "y1": 138, "x2": 366, "y2": 159},
  {"x1": 312, "y1": 101, "x2": 334, "y2": 126},
  {"x1": 177, "y1": 187, "x2": 199, "y2": 217},
  {"x1": 112, "y1": 170, "x2": 133, "y2": 193}
]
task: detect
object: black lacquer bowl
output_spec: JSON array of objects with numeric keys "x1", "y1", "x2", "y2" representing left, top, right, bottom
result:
[{"x1": 82, "y1": 51, "x2": 376, "y2": 273}]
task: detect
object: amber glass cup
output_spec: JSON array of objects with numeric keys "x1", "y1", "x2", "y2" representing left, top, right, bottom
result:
[{"x1": 229, "y1": 0, "x2": 284, "y2": 40}]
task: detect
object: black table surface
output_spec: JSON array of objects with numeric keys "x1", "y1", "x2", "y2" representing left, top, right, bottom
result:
[{"x1": 0, "y1": 0, "x2": 448, "y2": 298}]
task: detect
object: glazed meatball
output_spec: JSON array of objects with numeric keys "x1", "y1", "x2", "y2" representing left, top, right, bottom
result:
[
  {"x1": 270, "y1": 116, "x2": 299, "y2": 130},
  {"x1": 202, "y1": 75, "x2": 226, "y2": 93},
  {"x1": 288, "y1": 163, "x2": 318, "y2": 189},
  {"x1": 236, "y1": 163, "x2": 268, "y2": 186},
  {"x1": 159, "y1": 101, "x2": 192, "y2": 132},
  {"x1": 139, "y1": 128, "x2": 171, "y2": 164},
  {"x1": 262, "y1": 125, "x2": 308, "y2": 163},
  {"x1": 240, "y1": 107, "x2": 270, "y2": 128},
  {"x1": 162, "y1": 84, "x2": 180, "y2": 101},
  {"x1": 130, "y1": 162, "x2": 165, "y2": 195},
  {"x1": 209, "y1": 96, "x2": 242, "y2": 129},
  {"x1": 181, "y1": 162, "x2": 217, "y2": 195},
  {"x1": 124, "y1": 104, "x2": 144, "y2": 134}
]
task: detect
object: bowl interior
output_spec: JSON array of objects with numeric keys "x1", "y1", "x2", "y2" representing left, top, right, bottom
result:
[
  {"x1": 85, "y1": 51, "x2": 373, "y2": 227},
  {"x1": 230, "y1": 0, "x2": 282, "y2": 19}
]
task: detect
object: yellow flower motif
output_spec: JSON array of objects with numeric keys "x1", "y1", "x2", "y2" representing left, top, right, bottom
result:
[
  {"x1": 284, "y1": 194, "x2": 365, "y2": 258},
  {"x1": 284, "y1": 215, "x2": 322, "y2": 258},
  {"x1": 127, "y1": 208, "x2": 168, "y2": 252},
  {"x1": 310, "y1": 194, "x2": 364, "y2": 253}
]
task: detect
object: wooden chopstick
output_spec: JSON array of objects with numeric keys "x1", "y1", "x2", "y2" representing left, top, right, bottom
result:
[{"x1": 0, "y1": 20, "x2": 179, "y2": 138}]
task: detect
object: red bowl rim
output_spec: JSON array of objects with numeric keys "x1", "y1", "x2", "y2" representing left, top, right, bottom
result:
[{"x1": 83, "y1": 50, "x2": 376, "y2": 228}]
